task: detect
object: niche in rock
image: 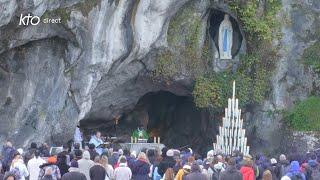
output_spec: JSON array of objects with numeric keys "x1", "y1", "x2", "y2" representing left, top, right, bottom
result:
[
  {"x1": 209, "y1": 10, "x2": 243, "y2": 59},
  {"x1": 118, "y1": 91, "x2": 217, "y2": 154}
]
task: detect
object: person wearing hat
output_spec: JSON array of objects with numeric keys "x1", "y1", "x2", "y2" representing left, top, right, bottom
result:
[
  {"x1": 220, "y1": 158, "x2": 242, "y2": 180},
  {"x1": 61, "y1": 161, "x2": 86, "y2": 180},
  {"x1": 175, "y1": 164, "x2": 191, "y2": 180},
  {"x1": 38, "y1": 156, "x2": 61, "y2": 180},
  {"x1": 24, "y1": 142, "x2": 38, "y2": 164},
  {"x1": 185, "y1": 162, "x2": 207, "y2": 180},
  {"x1": 158, "y1": 149, "x2": 175, "y2": 177},
  {"x1": 27, "y1": 150, "x2": 46, "y2": 180},
  {"x1": 268, "y1": 158, "x2": 281, "y2": 180}
]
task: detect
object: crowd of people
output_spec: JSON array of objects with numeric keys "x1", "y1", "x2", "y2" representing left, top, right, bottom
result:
[{"x1": 0, "y1": 137, "x2": 320, "y2": 180}]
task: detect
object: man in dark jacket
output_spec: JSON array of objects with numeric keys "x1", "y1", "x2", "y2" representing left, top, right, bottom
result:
[
  {"x1": 88, "y1": 144, "x2": 99, "y2": 161},
  {"x1": 24, "y1": 142, "x2": 38, "y2": 164},
  {"x1": 185, "y1": 162, "x2": 207, "y2": 180},
  {"x1": 279, "y1": 154, "x2": 290, "y2": 177},
  {"x1": 220, "y1": 158, "x2": 243, "y2": 180},
  {"x1": 1, "y1": 141, "x2": 15, "y2": 172},
  {"x1": 158, "y1": 149, "x2": 176, "y2": 177},
  {"x1": 90, "y1": 156, "x2": 106, "y2": 180},
  {"x1": 61, "y1": 161, "x2": 86, "y2": 180}
]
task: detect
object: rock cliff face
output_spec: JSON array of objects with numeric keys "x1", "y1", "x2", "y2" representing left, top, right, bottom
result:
[{"x1": 0, "y1": 0, "x2": 319, "y2": 152}]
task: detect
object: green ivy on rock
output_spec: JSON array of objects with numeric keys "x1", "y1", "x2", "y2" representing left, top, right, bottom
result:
[
  {"x1": 302, "y1": 41, "x2": 320, "y2": 73},
  {"x1": 193, "y1": 54, "x2": 269, "y2": 109},
  {"x1": 284, "y1": 97, "x2": 320, "y2": 131}
]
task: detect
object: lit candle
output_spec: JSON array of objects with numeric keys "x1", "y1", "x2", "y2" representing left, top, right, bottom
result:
[{"x1": 154, "y1": 137, "x2": 156, "y2": 143}]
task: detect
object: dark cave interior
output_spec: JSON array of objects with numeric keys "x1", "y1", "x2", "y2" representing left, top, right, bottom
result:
[{"x1": 80, "y1": 91, "x2": 218, "y2": 155}]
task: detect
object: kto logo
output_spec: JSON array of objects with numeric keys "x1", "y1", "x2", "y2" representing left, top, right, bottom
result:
[{"x1": 19, "y1": 14, "x2": 40, "y2": 26}]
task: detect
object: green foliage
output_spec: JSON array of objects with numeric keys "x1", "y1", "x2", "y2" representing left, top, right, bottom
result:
[
  {"x1": 284, "y1": 96, "x2": 320, "y2": 131},
  {"x1": 302, "y1": 41, "x2": 320, "y2": 73},
  {"x1": 229, "y1": 0, "x2": 281, "y2": 42},
  {"x1": 152, "y1": 50, "x2": 177, "y2": 81},
  {"x1": 193, "y1": 53, "x2": 269, "y2": 109},
  {"x1": 167, "y1": 1, "x2": 202, "y2": 48}
]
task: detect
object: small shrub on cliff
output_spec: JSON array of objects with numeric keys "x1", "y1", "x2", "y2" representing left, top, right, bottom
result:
[
  {"x1": 284, "y1": 96, "x2": 320, "y2": 131},
  {"x1": 302, "y1": 41, "x2": 320, "y2": 73}
]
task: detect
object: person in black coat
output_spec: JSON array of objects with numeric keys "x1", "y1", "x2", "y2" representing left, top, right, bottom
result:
[
  {"x1": 158, "y1": 149, "x2": 176, "y2": 177},
  {"x1": 56, "y1": 153, "x2": 70, "y2": 176},
  {"x1": 132, "y1": 152, "x2": 150, "y2": 180},
  {"x1": 88, "y1": 144, "x2": 99, "y2": 161},
  {"x1": 220, "y1": 158, "x2": 243, "y2": 180},
  {"x1": 62, "y1": 161, "x2": 86, "y2": 180},
  {"x1": 89, "y1": 156, "x2": 106, "y2": 180}
]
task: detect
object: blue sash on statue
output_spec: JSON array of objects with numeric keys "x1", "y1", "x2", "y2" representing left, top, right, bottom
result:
[{"x1": 223, "y1": 29, "x2": 228, "y2": 53}]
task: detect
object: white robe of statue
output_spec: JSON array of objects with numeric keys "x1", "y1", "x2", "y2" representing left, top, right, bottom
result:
[{"x1": 218, "y1": 14, "x2": 233, "y2": 60}]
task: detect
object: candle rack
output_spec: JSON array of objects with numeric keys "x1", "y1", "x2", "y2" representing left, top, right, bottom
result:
[{"x1": 213, "y1": 81, "x2": 250, "y2": 155}]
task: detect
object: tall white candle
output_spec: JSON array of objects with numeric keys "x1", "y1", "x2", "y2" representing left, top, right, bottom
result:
[
  {"x1": 232, "y1": 81, "x2": 235, "y2": 99},
  {"x1": 236, "y1": 99, "x2": 239, "y2": 112}
]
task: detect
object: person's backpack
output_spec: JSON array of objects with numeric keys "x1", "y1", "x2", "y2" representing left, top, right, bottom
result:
[
  {"x1": 10, "y1": 166, "x2": 22, "y2": 179},
  {"x1": 290, "y1": 173, "x2": 304, "y2": 180},
  {"x1": 153, "y1": 166, "x2": 162, "y2": 180},
  {"x1": 211, "y1": 168, "x2": 221, "y2": 180},
  {"x1": 310, "y1": 166, "x2": 320, "y2": 180}
]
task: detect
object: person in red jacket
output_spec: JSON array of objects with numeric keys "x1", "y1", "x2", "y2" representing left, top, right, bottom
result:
[{"x1": 240, "y1": 155, "x2": 255, "y2": 180}]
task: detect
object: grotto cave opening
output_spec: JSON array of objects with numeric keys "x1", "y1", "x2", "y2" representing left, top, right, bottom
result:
[{"x1": 80, "y1": 91, "x2": 218, "y2": 155}]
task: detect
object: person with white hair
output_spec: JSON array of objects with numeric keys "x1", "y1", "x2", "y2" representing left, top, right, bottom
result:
[
  {"x1": 114, "y1": 156, "x2": 132, "y2": 180},
  {"x1": 10, "y1": 151, "x2": 29, "y2": 180},
  {"x1": 78, "y1": 151, "x2": 94, "y2": 180},
  {"x1": 279, "y1": 154, "x2": 290, "y2": 177}
]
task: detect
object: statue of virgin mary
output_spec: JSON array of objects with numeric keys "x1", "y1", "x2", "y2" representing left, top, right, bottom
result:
[{"x1": 218, "y1": 14, "x2": 233, "y2": 60}]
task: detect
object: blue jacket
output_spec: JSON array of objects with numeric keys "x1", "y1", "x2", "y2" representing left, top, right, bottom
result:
[
  {"x1": 132, "y1": 159, "x2": 150, "y2": 180},
  {"x1": 286, "y1": 161, "x2": 306, "y2": 180}
]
